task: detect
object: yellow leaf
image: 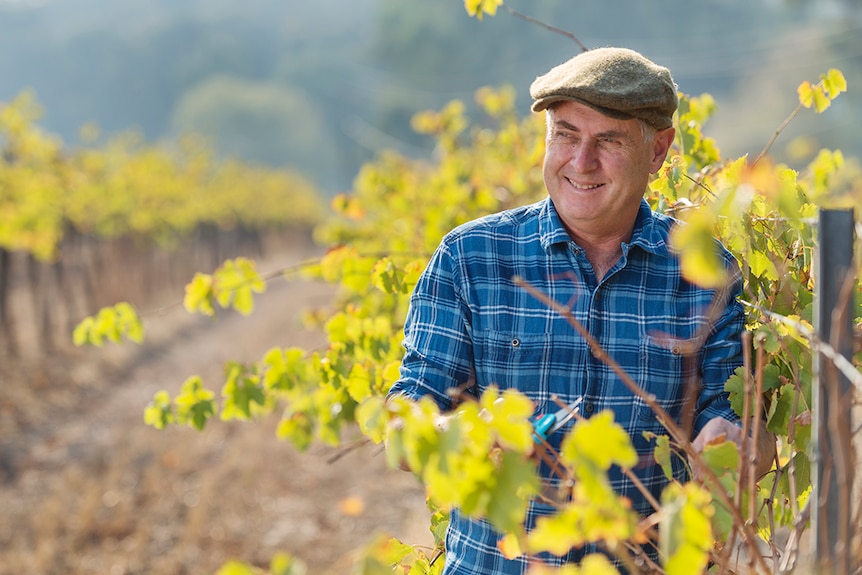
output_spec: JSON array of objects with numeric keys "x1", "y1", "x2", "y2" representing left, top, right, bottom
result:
[
  {"x1": 184, "y1": 273, "x2": 215, "y2": 315},
  {"x1": 577, "y1": 555, "x2": 622, "y2": 575},
  {"x1": 812, "y1": 87, "x2": 831, "y2": 113},
  {"x1": 824, "y1": 68, "x2": 847, "y2": 97},
  {"x1": 346, "y1": 364, "x2": 373, "y2": 402},
  {"x1": 215, "y1": 561, "x2": 261, "y2": 575},
  {"x1": 464, "y1": 0, "x2": 503, "y2": 19},
  {"x1": 797, "y1": 81, "x2": 815, "y2": 109},
  {"x1": 748, "y1": 250, "x2": 779, "y2": 281},
  {"x1": 482, "y1": 388, "x2": 534, "y2": 453},
  {"x1": 319, "y1": 245, "x2": 352, "y2": 282},
  {"x1": 529, "y1": 508, "x2": 585, "y2": 555},
  {"x1": 72, "y1": 316, "x2": 95, "y2": 346},
  {"x1": 562, "y1": 411, "x2": 638, "y2": 470},
  {"x1": 497, "y1": 532, "x2": 523, "y2": 559},
  {"x1": 338, "y1": 496, "x2": 366, "y2": 517},
  {"x1": 669, "y1": 211, "x2": 727, "y2": 289},
  {"x1": 660, "y1": 483, "x2": 714, "y2": 575}
]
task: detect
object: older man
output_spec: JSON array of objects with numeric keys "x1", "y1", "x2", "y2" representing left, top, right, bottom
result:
[{"x1": 388, "y1": 47, "x2": 773, "y2": 573}]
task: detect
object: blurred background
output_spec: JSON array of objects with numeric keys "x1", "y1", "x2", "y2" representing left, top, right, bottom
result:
[
  {"x1": 0, "y1": 0, "x2": 860, "y2": 573},
  {"x1": 1, "y1": 0, "x2": 860, "y2": 199}
]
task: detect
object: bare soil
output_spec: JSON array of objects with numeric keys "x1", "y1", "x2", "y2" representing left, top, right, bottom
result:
[{"x1": 0, "y1": 248, "x2": 431, "y2": 574}]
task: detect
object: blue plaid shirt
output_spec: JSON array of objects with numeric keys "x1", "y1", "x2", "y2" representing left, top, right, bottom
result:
[{"x1": 389, "y1": 197, "x2": 744, "y2": 574}]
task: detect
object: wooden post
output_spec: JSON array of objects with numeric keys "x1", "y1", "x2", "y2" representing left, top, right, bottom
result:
[{"x1": 812, "y1": 208, "x2": 855, "y2": 575}]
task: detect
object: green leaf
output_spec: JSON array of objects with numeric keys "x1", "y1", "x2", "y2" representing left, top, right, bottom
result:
[
  {"x1": 277, "y1": 411, "x2": 314, "y2": 451},
  {"x1": 776, "y1": 452, "x2": 811, "y2": 520},
  {"x1": 767, "y1": 382, "x2": 798, "y2": 435},
  {"x1": 214, "y1": 257, "x2": 265, "y2": 315},
  {"x1": 319, "y1": 246, "x2": 352, "y2": 283},
  {"x1": 724, "y1": 367, "x2": 746, "y2": 416},
  {"x1": 761, "y1": 363, "x2": 782, "y2": 392},
  {"x1": 221, "y1": 361, "x2": 265, "y2": 421},
  {"x1": 429, "y1": 505, "x2": 450, "y2": 547},
  {"x1": 174, "y1": 376, "x2": 215, "y2": 431},
  {"x1": 143, "y1": 390, "x2": 174, "y2": 429},
  {"x1": 700, "y1": 436, "x2": 739, "y2": 473},
  {"x1": 351, "y1": 534, "x2": 414, "y2": 575},
  {"x1": 749, "y1": 250, "x2": 778, "y2": 281},
  {"x1": 485, "y1": 450, "x2": 539, "y2": 532},
  {"x1": 71, "y1": 302, "x2": 144, "y2": 346},
  {"x1": 346, "y1": 364, "x2": 373, "y2": 402},
  {"x1": 262, "y1": 347, "x2": 312, "y2": 390},
  {"x1": 356, "y1": 395, "x2": 387, "y2": 444},
  {"x1": 371, "y1": 257, "x2": 403, "y2": 294},
  {"x1": 654, "y1": 434, "x2": 674, "y2": 480}
]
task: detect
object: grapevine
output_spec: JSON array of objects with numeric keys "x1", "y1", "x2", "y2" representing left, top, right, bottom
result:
[{"x1": 71, "y1": 4, "x2": 862, "y2": 574}]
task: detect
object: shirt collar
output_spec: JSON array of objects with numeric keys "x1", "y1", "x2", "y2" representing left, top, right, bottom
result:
[{"x1": 539, "y1": 197, "x2": 671, "y2": 257}]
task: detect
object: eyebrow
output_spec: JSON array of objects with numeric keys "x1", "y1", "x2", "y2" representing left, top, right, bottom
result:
[{"x1": 553, "y1": 120, "x2": 629, "y2": 141}]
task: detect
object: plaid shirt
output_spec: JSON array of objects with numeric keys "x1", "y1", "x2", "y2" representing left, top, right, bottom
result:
[{"x1": 389, "y1": 197, "x2": 744, "y2": 574}]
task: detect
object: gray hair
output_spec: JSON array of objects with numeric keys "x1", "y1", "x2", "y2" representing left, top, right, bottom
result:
[{"x1": 544, "y1": 107, "x2": 657, "y2": 144}]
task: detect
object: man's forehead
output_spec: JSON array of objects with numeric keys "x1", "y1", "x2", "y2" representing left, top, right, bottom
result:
[{"x1": 549, "y1": 102, "x2": 640, "y2": 136}]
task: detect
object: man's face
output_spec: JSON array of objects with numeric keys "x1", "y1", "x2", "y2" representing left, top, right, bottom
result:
[{"x1": 542, "y1": 100, "x2": 674, "y2": 241}]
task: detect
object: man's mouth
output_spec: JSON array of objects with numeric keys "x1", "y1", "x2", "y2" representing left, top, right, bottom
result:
[{"x1": 566, "y1": 177, "x2": 602, "y2": 190}]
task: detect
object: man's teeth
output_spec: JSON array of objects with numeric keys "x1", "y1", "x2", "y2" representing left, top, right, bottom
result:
[{"x1": 567, "y1": 178, "x2": 601, "y2": 190}]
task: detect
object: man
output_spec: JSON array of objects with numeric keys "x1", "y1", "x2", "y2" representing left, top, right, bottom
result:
[{"x1": 388, "y1": 47, "x2": 774, "y2": 573}]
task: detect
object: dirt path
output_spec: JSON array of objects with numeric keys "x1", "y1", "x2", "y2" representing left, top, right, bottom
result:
[{"x1": 0, "y1": 250, "x2": 431, "y2": 575}]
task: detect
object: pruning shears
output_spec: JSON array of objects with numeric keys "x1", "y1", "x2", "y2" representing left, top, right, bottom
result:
[{"x1": 531, "y1": 397, "x2": 583, "y2": 444}]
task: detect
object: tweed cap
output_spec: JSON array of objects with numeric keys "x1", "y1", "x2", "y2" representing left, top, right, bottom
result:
[{"x1": 530, "y1": 47, "x2": 678, "y2": 130}]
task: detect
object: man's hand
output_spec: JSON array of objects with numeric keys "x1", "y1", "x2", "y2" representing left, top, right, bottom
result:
[{"x1": 691, "y1": 417, "x2": 776, "y2": 480}]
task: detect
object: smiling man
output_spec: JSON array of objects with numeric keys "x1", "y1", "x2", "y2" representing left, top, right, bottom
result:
[{"x1": 388, "y1": 47, "x2": 774, "y2": 573}]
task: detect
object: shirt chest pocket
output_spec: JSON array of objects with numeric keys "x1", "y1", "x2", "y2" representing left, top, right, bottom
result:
[
  {"x1": 474, "y1": 330, "x2": 587, "y2": 399},
  {"x1": 635, "y1": 334, "x2": 700, "y2": 423},
  {"x1": 473, "y1": 331, "x2": 550, "y2": 395}
]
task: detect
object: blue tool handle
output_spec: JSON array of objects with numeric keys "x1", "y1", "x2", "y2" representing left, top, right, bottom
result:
[{"x1": 531, "y1": 413, "x2": 555, "y2": 442}]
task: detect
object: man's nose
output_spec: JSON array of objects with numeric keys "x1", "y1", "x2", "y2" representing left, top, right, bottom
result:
[{"x1": 569, "y1": 142, "x2": 598, "y2": 172}]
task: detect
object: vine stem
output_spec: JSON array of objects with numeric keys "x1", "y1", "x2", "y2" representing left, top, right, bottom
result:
[
  {"x1": 502, "y1": 6, "x2": 589, "y2": 52},
  {"x1": 514, "y1": 275, "x2": 772, "y2": 575},
  {"x1": 740, "y1": 299, "x2": 862, "y2": 392},
  {"x1": 752, "y1": 102, "x2": 803, "y2": 166}
]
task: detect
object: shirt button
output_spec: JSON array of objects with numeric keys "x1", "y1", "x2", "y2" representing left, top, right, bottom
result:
[
  {"x1": 511, "y1": 338, "x2": 520, "y2": 347},
  {"x1": 671, "y1": 345, "x2": 681, "y2": 355},
  {"x1": 585, "y1": 403, "x2": 594, "y2": 414}
]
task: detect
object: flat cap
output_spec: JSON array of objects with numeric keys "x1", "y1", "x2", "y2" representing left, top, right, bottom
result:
[{"x1": 530, "y1": 47, "x2": 678, "y2": 130}]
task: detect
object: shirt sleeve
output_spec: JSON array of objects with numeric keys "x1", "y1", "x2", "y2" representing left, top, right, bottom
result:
[
  {"x1": 694, "y1": 266, "x2": 746, "y2": 436},
  {"x1": 387, "y1": 240, "x2": 476, "y2": 411}
]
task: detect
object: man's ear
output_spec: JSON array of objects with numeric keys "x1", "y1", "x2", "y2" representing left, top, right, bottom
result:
[{"x1": 650, "y1": 127, "x2": 675, "y2": 173}]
